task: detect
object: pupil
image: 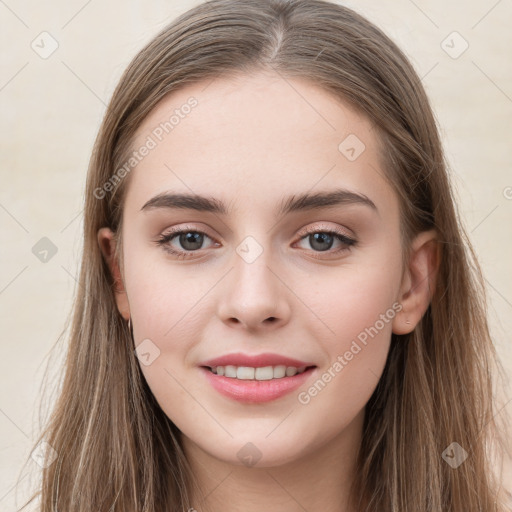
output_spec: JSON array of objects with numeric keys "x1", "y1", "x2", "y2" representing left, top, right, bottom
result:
[
  {"x1": 181, "y1": 232, "x2": 203, "y2": 250},
  {"x1": 311, "y1": 233, "x2": 333, "y2": 251}
]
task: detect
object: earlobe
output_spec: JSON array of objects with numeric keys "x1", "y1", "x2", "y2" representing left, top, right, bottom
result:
[
  {"x1": 392, "y1": 229, "x2": 440, "y2": 335},
  {"x1": 97, "y1": 227, "x2": 130, "y2": 320}
]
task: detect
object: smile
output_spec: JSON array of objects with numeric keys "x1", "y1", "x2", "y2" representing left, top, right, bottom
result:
[{"x1": 200, "y1": 365, "x2": 317, "y2": 403}]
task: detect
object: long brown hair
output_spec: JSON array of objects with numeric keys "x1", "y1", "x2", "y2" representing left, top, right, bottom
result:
[{"x1": 16, "y1": 0, "x2": 511, "y2": 510}]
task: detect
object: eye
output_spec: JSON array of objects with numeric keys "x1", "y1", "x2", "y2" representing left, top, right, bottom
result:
[
  {"x1": 155, "y1": 224, "x2": 357, "y2": 260},
  {"x1": 155, "y1": 226, "x2": 217, "y2": 259},
  {"x1": 294, "y1": 225, "x2": 357, "y2": 256}
]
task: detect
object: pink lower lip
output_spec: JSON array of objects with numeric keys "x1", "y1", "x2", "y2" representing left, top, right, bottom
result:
[{"x1": 200, "y1": 366, "x2": 316, "y2": 403}]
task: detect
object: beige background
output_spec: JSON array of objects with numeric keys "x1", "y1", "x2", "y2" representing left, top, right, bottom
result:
[{"x1": 1, "y1": 0, "x2": 511, "y2": 509}]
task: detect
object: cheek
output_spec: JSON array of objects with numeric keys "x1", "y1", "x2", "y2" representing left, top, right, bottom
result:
[
  {"x1": 127, "y1": 271, "x2": 200, "y2": 422},
  {"x1": 123, "y1": 253, "x2": 211, "y2": 399},
  {"x1": 301, "y1": 251, "x2": 402, "y2": 346},
  {"x1": 125, "y1": 250, "x2": 207, "y2": 340},
  {"x1": 293, "y1": 250, "x2": 402, "y2": 406},
  {"x1": 292, "y1": 286, "x2": 397, "y2": 444}
]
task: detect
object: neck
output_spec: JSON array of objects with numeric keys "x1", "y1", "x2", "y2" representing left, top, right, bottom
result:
[{"x1": 180, "y1": 409, "x2": 365, "y2": 512}]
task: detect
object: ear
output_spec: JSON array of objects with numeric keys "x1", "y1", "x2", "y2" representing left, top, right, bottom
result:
[
  {"x1": 97, "y1": 227, "x2": 130, "y2": 320},
  {"x1": 392, "y1": 229, "x2": 440, "y2": 335}
]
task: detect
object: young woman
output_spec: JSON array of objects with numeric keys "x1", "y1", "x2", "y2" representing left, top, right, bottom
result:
[{"x1": 18, "y1": 0, "x2": 511, "y2": 510}]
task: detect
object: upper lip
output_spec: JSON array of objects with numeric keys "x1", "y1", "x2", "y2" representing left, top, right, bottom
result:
[{"x1": 200, "y1": 352, "x2": 316, "y2": 368}]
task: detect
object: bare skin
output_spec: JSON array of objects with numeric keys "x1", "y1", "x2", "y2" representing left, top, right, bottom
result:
[{"x1": 98, "y1": 70, "x2": 439, "y2": 512}]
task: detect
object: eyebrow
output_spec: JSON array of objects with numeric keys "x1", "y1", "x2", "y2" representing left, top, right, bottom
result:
[{"x1": 140, "y1": 188, "x2": 378, "y2": 216}]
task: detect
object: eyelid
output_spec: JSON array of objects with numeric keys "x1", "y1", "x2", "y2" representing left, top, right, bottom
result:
[
  {"x1": 160, "y1": 223, "x2": 215, "y2": 238},
  {"x1": 158, "y1": 223, "x2": 350, "y2": 242},
  {"x1": 296, "y1": 222, "x2": 354, "y2": 239}
]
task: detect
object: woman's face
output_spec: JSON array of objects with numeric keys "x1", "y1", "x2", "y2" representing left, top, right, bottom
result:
[{"x1": 106, "y1": 71, "x2": 409, "y2": 467}]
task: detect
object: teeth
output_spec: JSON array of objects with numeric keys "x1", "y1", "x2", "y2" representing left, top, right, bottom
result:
[
  {"x1": 237, "y1": 366, "x2": 254, "y2": 380},
  {"x1": 209, "y1": 365, "x2": 309, "y2": 380}
]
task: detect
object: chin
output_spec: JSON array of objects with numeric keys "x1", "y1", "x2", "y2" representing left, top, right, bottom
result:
[{"x1": 200, "y1": 431, "x2": 310, "y2": 469}]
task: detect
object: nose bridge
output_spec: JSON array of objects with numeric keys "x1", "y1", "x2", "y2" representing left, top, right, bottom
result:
[
  {"x1": 216, "y1": 232, "x2": 291, "y2": 329},
  {"x1": 233, "y1": 232, "x2": 280, "y2": 305}
]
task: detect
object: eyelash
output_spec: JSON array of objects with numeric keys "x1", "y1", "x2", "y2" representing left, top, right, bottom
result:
[{"x1": 155, "y1": 224, "x2": 357, "y2": 260}]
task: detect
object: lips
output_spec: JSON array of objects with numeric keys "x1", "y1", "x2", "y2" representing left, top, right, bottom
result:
[
  {"x1": 200, "y1": 365, "x2": 317, "y2": 403},
  {"x1": 199, "y1": 352, "x2": 316, "y2": 369}
]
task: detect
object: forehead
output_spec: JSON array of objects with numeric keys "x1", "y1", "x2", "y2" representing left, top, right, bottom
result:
[{"x1": 125, "y1": 70, "x2": 396, "y2": 220}]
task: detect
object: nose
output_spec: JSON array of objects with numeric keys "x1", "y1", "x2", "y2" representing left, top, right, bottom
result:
[{"x1": 216, "y1": 250, "x2": 291, "y2": 333}]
